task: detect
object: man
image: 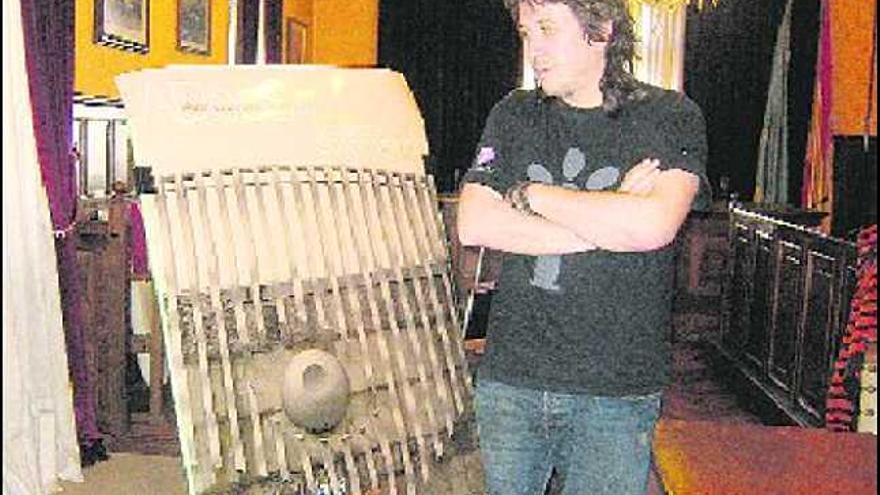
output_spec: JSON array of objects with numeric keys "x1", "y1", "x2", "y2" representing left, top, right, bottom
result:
[{"x1": 456, "y1": 0, "x2": 710, "y2": 494}]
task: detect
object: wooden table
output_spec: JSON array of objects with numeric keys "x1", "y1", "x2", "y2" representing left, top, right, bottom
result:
[{"x1": 653, "y1": 419, "x2": 877, "y2": 495}]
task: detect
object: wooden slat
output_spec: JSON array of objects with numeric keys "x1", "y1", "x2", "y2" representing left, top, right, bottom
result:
[
  {"x1": 195, "y1": 172, "x2": 246, "y2": 473},
  {"x1": 325, "y1": 168, "x2": 377, "y2": 392},
  {"x1": 150, "y1": 190, "x2": 198, "y2": 470},
  {"x1": 270, "y1": 166, "x2": 309, "y2": 342},
  {"x1": 231, "y1": 168, "x2": 264, "y2": 342},
  {"x1": 270, "y1": 414, "x2": 291, "y2": 481},
  {"x1": 211, "y1": 170, "x2": 251, "y2": 348},
  {"x1": 340, "y1": 436, "x2": 362, "y2": 495},
  {"x1": 174, "y1": 173, "x2": 223, "y2": 472},
  {"x1": 303, "y1": 167, "x2": 351, "y2": 344},
  {"x1": 361, "y1": 169, "x2": 420, "y2": 493},
  {"x1": 319, "y1": 439, "x2": 343, "y2": 494},
  {"x1": 411, "y1": 175, "x2": 469, "y2": 414},
  {"x1": 346, "y1": 168, "x2": 414, "y2": 493},
  {"x1": 250, "y1": 170, "x2": 288, "y2": 328},
  {"x1": 377, "y1": 170, "x2": 444, "y2": 475},
  {"x1": 245, "y1": 382, "x2": 268, "y2": 476},
  {"x1": 290, "y1": 173, "x2": 330, "y2": 342},
  {"x1": 394, "y1": 173, "x2": 456, "y2": 445}
]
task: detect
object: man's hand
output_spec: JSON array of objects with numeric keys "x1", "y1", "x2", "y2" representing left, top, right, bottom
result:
[{"x1": 619, "y1": 158, "x2": 661, "y2": 196}]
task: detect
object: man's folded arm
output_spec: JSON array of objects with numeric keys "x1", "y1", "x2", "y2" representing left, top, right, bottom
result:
[
  {"x1": 457, "y1": 182, "x2": 596, "y2": 256},
  {"x1": 527, "y1": 168, "x2": 700, "y2": 252}
]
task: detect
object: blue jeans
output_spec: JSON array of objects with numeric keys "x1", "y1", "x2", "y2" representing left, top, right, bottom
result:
[{"x1": 474, "y1": 379, "x2": 661, "y2": 495}]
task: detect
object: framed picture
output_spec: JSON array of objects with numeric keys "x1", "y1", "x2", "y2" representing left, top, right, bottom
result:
[
  {"x1": 177, "y1": 0, "x2": 211, "y2": 55},
  {"x1": 94, "y1": 0, "x2": 149, "y2": 53},
  {"x1": 285, "y1": 17, "x2": 308, "y2": 64}
]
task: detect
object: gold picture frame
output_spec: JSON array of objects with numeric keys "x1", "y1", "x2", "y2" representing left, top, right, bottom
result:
[
  {"x1": 177, "y1": 0, "x2": 211, "y2": 55},
  {"x1": 94, "y1": 0, "x2": 149, "y2": 53}
]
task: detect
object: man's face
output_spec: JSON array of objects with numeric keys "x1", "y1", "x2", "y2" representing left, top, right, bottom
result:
[{"x1": 517, "y1": 2, "x2": 610, "y2": 107}]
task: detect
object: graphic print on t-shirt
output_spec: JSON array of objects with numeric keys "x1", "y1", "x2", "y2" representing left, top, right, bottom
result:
[{"x1": 528, "y1": 147, "x2": 620, "y2": 292}]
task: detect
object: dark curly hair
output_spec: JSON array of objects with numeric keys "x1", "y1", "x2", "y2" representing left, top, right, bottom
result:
[{"x1": 503, "y1": 0, "x2": 646, "y2": 115}]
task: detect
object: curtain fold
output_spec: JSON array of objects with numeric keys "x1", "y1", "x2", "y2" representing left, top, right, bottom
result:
[
  {"x1": 802, "y1": 0, "x2": 833, "y2": 232},
  {"x1": 3, "y1": 0, "x2": 83, "y2": 492},
  {"x1": 19, "y1": 0, "x2": 102, "y2": 449},
  {"x1": 754, "y1": 0, "x2": 793, "y2": 204},
  {"x1": 236, "y1": 0, "x2": 259, "y2": 64},
  {"x1": 264, "y1": 0, "x2": 282, "y2": 64},
  {"x1": 631, "y1": 2, "x2": 686, "y2": 91}
]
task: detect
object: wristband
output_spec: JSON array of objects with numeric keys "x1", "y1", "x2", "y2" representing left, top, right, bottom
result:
[{"x1": 506, "y1": 181, "x2": 535, "y2": 215}]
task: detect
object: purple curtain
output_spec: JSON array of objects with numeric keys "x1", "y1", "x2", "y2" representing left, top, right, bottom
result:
[
  {"x1": 20, "y1": 0, "x2": 101, "y2": 446},
  {"x1": 264, "y1": 0, "x2": 282, "y2": 64},
  {"x1": 237, "y1": 0, "x2": 282, "y2": 64},
  {"x1": 128, "y1": 201, "x2": 150, "y2": 279},
  {"x1": 236, "y1": 0, "x2": 259, "y2": 63}
]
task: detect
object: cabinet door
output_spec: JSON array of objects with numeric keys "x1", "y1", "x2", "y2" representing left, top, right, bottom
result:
[
  {"x1": 744, "y1": 229, "x2": 774, "y2": 372},
  {"x1": 796, "y1": 238, "x2": 857, "y2": 423},
  {"x1": 796, "y1": 250, "x2": 836, "y2": 420},
  {"x1": 767, "y1": 236, "x2": 804, "y2": 393},
  {"x1": 722, "y1": 223, "x2": 755, "y2": 357}
]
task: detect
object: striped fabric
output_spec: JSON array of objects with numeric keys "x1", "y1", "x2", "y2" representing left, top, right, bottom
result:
[{"x1": 825, "y1": 224, "x2": 877, "y2": 431}]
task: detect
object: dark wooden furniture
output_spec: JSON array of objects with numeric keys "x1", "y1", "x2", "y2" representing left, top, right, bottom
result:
[
  {"x1": 672, "y1": 201, "x2": 828, "y2": 343},
  {"x1": 653, "y1": 419, "x2": 877, "y2": 495},
  {"x1": 715, "y1": 205, "x2": 857, "y2": 426},
  {"x1": 76, "y1": 194, "x2": 131, "y2": 439}
]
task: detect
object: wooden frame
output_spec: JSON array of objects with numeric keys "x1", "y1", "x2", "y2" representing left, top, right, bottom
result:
[
  {"x1": 177, "y1": 0, "x2": 211, "y2": 55},
  {"x1": 94, "y1": 0, "x2": 150, "y2": 53},
  {"x1": 284, "y1": 17, "x2": 308, "y2": 64}
]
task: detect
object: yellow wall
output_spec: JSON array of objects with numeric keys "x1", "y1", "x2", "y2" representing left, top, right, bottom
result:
[
  {"x1": 76, "y1": 0, "x2": 229, "y2": 98},
  {"x1": 312, "y1": 0, "x2": 377, "y2": 66},
  {"x1": 76, "y1": 0, "x2": 379, "y2": 98}
]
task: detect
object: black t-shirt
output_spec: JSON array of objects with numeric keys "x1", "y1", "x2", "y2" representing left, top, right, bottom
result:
[{"x1": 461, "y1": 85, "x2": 710, "y2": 396}]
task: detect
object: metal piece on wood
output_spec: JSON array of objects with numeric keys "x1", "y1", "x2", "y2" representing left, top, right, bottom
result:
[{"x1": 140, "y1": 165, "x2": 474, "y2": 494}]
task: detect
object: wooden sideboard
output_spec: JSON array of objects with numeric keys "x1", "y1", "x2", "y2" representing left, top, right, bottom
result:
[
  {"x1": 715, "y1": 205, "x2": 857, "y2": 427},
  {"x1": 672, "y1": 202, "x2": 828, "y2": 343}
]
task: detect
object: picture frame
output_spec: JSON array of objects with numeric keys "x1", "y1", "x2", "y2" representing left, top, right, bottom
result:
[
  {"x1": 177, "y1": 0, "x2": 211, "y2": 55},
  {"x1": 285, "y1": 17, "x2": 308, "y2": 64},
  {"x1": 94, "y1": 0, "x2": 150, "y2": 53}
]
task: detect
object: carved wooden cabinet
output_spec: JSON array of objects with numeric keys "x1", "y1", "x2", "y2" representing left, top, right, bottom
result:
[
  {"x1": 76, "y1": 195, "x2": 132, "y2": 439},
  {"x1": 718, "y1": 206, "x2": 857, "y2": 426}
]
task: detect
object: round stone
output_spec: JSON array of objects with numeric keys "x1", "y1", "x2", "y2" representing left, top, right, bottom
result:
[{"x1": 281, "y1": 349, "x2": 351, "y2": 433}]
